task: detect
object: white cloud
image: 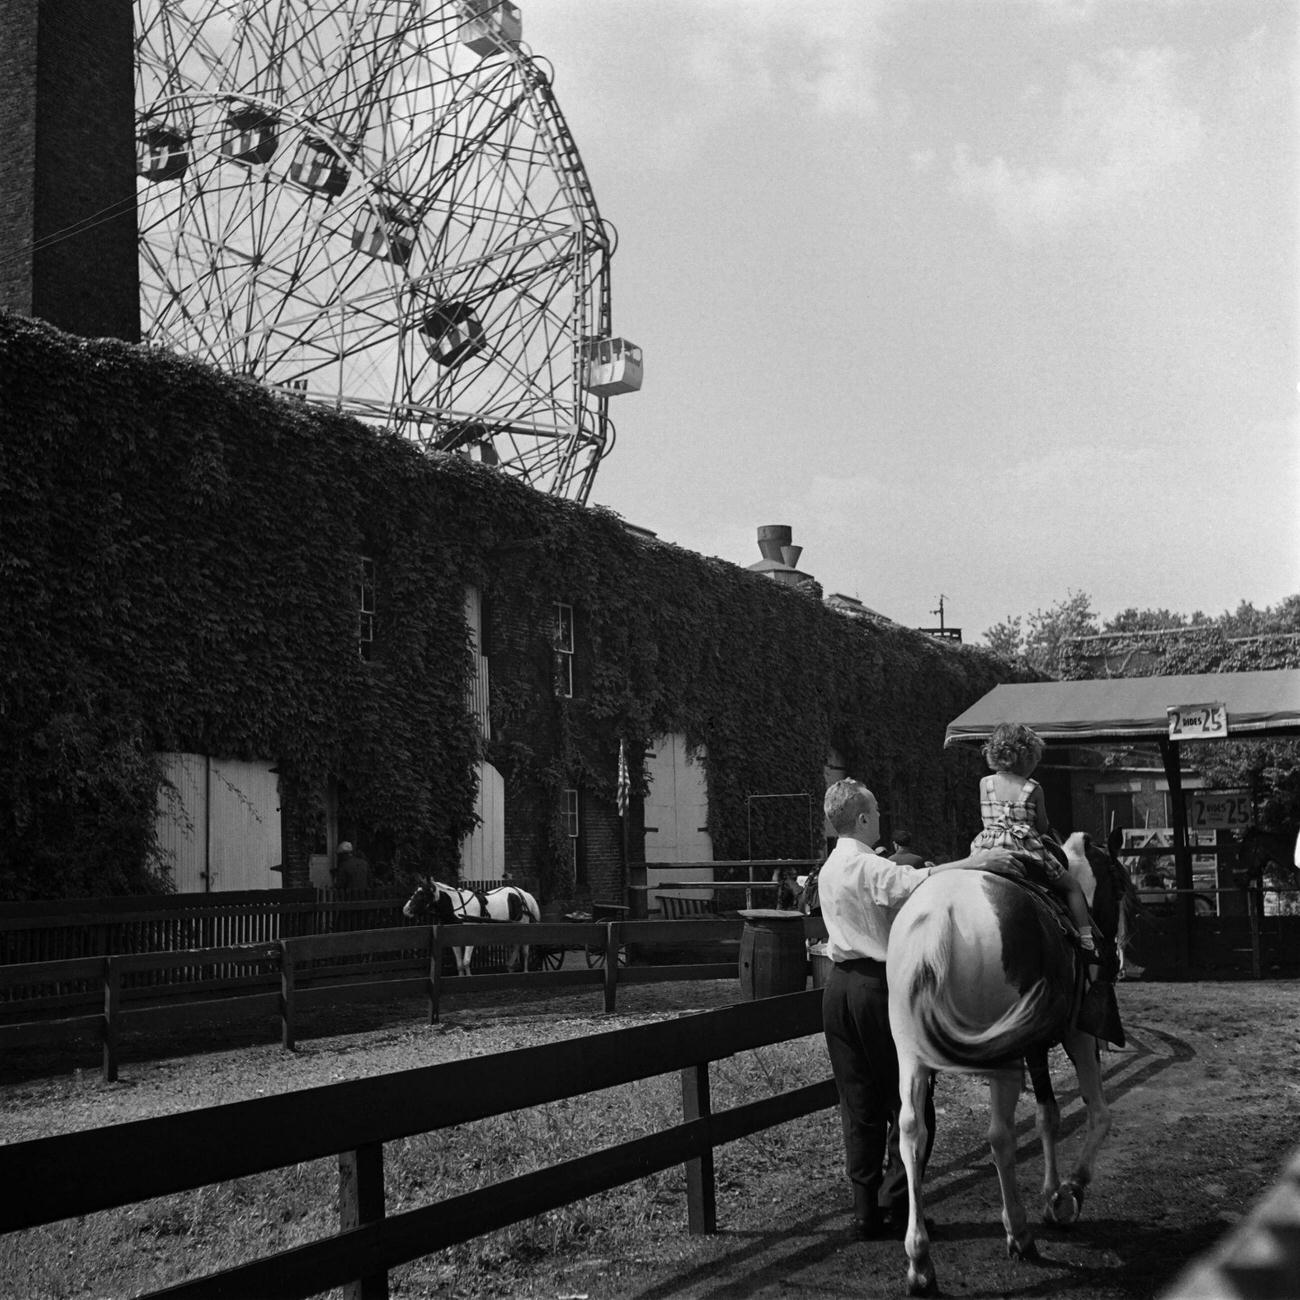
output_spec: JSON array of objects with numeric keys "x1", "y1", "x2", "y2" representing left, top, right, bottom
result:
[
  {"x1": 526, "y1": 2, "x2": 893, "y2": 175},
  {"x1": 950, "y1": 47, "x2": 1204, "y2": 237},
  {"x1": 679, "y1": 0, "x2": 891, "y2": 120}
]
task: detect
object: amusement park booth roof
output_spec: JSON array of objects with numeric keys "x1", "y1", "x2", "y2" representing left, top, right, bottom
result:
[
  {"x1": 944, "y1": 669, "x2": 1300, "y2": 974},
  {"x1": 944, "y1": 669, "x2": 1300, "y2": 748}
]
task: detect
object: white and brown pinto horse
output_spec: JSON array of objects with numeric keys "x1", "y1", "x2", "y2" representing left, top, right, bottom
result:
[
  {"x1": 886, "y1": 832, "x2": 1125, "y2": 1297},
  {"x1": 402, "y1": 880, "x2": 540, "y2": 976}
]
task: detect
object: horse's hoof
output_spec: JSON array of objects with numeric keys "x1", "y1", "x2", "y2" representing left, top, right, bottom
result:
[
  {"x1": 1047, "y1": 1180, "x2": 1085, "y2": 1226},
  {"x1": 1046, "y1": 1190, "x2": 1078, "y2": 1226},
  {"x1": 1007, "y1": 1233, "x2": 1040, "y2": 1262},
  {"x1": 907, "y1": 1265, "x2": 940, "y2": 1297}
]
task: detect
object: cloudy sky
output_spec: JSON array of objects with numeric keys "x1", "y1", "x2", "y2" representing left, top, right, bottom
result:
[{"x1": 524, "y1": 0, "x2": 1298, "y2": 643}]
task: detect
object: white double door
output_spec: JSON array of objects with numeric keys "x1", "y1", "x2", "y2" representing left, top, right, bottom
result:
[{"x1": 643, "y1": 733, "x2": 713, "y2": 912}]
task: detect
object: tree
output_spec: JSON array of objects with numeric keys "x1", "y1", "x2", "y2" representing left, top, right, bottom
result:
[
  {"x1": 982, "y1": 615, "x2": 1022, "y2": 663},
  {"x1": 1103, "y1": 608, "x2": 1194, "y2": 633},
  {"x1": 1218, "y1": 598, "x2": 1300, "y2": 638},
  {"x1": 980, "y1": 591, "x2": 1097, "y2": 677},
  {"x1": 1022, "y1": 591, "x2": 1098, "y2": 676}
]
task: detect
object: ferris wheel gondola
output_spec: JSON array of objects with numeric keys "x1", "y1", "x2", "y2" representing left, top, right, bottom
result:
[{"x1": 134, "y1": 0, "x2": 639, "y2": 503}]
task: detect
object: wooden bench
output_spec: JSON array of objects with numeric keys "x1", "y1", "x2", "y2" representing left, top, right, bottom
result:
[{"x1": 661, "y1": 895, "x2": 719, "y2": 920}]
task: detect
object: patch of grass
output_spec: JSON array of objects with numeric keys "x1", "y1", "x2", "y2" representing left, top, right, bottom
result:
[{"x1": 3, "y1": 1038, "x2": 837, "y2": 1300}]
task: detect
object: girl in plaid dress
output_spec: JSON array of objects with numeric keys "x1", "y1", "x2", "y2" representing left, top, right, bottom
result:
[{"x1": 971, "y1": 723, "x2": 1099, "y2": 964}]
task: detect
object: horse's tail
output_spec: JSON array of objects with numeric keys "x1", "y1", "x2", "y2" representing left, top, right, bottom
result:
[{"x1": 904, "y1": 902, "x2": 1070, "y2": 1069}]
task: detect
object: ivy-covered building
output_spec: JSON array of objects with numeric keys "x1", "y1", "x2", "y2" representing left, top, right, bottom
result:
[{"x1": 0, "y1": 312, "x2": 1030, "y2": 904}]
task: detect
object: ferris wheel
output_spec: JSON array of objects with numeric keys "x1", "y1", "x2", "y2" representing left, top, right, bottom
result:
[{"x1": 133, "y1": 0, "x2": 641, "y2": 503}]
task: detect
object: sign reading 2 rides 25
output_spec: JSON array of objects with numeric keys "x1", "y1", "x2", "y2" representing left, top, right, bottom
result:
[{"x1": 1166, "y1": 701, "x2": 1228, "y2": 741}]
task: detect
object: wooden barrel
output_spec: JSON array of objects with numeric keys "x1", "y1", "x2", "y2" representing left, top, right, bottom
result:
[{"x1": 738, "y1": 909, "x2": 807, "y2": 999}]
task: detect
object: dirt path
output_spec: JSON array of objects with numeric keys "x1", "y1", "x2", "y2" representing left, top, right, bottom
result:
[{"x1": 610, "y1": 980, "x2": 1300, "y2": 1300}]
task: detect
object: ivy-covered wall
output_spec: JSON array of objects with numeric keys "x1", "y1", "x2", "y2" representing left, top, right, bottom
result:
[
  {"x1": 1062, "y1": 628, "x2": 1300, "y2": 679},
  {"x1": 0, "y1": 311, "x2": 1031, "y2": 900}
]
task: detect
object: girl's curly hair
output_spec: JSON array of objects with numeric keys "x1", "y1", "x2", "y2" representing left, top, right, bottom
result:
[{"x1": 982, "y1": 722, "x2": 1045, "y2": 773}]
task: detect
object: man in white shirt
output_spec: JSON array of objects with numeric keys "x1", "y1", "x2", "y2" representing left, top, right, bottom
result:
[{"x1": 820, "y1": 778, "x2": 1013, "y2": 1238}]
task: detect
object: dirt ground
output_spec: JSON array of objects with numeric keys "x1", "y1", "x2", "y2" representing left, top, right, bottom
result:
[
  {"x1": 625, "y1": 978, "x2": 1300, "y2": 1300},
  {"x1": 5, "y1": 974, "x2": 1300, "y2": 1300}
]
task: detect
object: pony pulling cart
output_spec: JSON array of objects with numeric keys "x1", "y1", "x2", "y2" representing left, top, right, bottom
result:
[
  {"x1": 886, "y1": 832, "x2": 1130, "y2": 1297},
  {"x1": 402, "y1": 880, "x2": 540, "y2": 976}
]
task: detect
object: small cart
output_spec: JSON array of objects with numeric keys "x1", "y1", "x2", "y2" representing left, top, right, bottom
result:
[{"x1": 534, "y1": 901, "x2": 630, "y2": 969}]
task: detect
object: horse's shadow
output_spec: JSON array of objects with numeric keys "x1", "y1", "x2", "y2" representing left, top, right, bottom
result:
[
  {"x1": 926, "y1": 1023, "x2": 1195, "y2": 1197},
  {"x1": 621, "y1": 1209, "x2": 1222, "y2": 1300},
  {"x1": 621, "y1": 1023, "x2": 1198, "y2": 1300}
]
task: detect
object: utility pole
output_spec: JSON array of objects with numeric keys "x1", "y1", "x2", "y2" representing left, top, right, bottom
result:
[{"x1": 919, "y1": 596, "x2": 961, "y2": 643}]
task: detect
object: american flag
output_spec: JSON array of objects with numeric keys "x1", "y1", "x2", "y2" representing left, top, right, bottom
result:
[{"x1": 616, "y1": 738, "x2": 630, "y2": 819}]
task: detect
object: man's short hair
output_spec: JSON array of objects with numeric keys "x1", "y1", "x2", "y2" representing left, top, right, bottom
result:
[
  {"x1": 892, "y1": 828, "x2": 912, "y2": 847},
  {"x1": 824, "y1": 779, "x2": 876, "y2": 836}
]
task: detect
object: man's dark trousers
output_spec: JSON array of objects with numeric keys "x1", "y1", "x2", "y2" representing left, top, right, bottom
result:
[{"x1": 823, "y1": 958, "x2": 936, "y2": 1225}]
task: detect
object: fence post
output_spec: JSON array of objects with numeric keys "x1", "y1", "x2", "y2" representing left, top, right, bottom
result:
[
  {"x1": 680, "y1": 1063, "x2": 716, "y2": 1234},
  {"x1": 101, "y1": 956, "x2": 121, "y2": 1083},
  {"x1": 1248, "y1": 882, "x2": 1263, "y2": 979},
  {"x1": 603, "y1": 923, "x2": 619, "y2": 1013},
  {"x1": 428, "y1": 926, "x2": 443, "y2": 1024},
  {"x1": 280, "y1": 940, "x2": 297, "y2": 1051},
  {"x1": 339, "y1": 1141, "x2": 387, "y2": 1300}
]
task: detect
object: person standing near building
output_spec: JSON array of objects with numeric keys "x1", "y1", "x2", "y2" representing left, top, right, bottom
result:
[
  {"x1": 332, "y1": 841, "x2": 371, "y2": 892},
  {"x1": 820, "y1": 779, "x2": 1014, "y2": 1237}
]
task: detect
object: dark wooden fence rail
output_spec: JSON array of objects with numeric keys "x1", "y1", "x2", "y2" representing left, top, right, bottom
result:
[
  {"x1": 0, "y1": 890, "x2": 318, "y2": 967},
  {"x1": 0, "y1": 916, "x2": 833, "y2": 1080},
  {"x1": 1127, "y1": 905, "x2": 1300, "y2": 979},
  {"x1": 0, "y1": 988, "x2": 836, "y2": 1300},
  {"x1": 631, "y1": 860, "x2": 821, "y2": 916},
  {"x1": 0, "y1": 880, "x2": 537, "y2": 979}
]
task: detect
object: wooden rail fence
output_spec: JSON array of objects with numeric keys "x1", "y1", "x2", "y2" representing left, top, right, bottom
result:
[
  {"x1": 0, "y1": 890, "x2": 319, "y2": 966},
  {"x1": 0, "y1": 916, "x2": 831, "y2": 1080},
  {"x1": 0, "y1": 988, "x2": 836, "y2": 1300}
]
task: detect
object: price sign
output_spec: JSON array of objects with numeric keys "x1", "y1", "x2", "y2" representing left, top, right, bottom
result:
[
  {"x1": 1166, "y1": 702, "x2": 1228, "y2": 740},
  {"x1": 1188, "y1": 790, "x2": 1251, "y2": 830}
]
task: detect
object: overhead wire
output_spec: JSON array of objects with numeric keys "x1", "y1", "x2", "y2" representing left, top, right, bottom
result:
[{"x1": 0, "y1": 187, "x2": 143, "y2": 270}]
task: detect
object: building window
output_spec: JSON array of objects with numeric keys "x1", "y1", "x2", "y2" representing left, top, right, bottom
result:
[
  {"x1": 563, "y1": 787, "x2": 579, "y2": 876},
  {"x1": 358, "y1": 556, "x2": 376, "y2": 660},
  {"x1": 553, "y1": 601, "x2": 574, "y2": 697}
]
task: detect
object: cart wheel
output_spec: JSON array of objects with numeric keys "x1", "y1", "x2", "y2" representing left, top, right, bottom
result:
[
  {"x1": 585, "y1": 944, "x2": 628, "y2": 968},
  {"x1": 537, "y1": 946, "x2": 565, "y2": 971}
]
